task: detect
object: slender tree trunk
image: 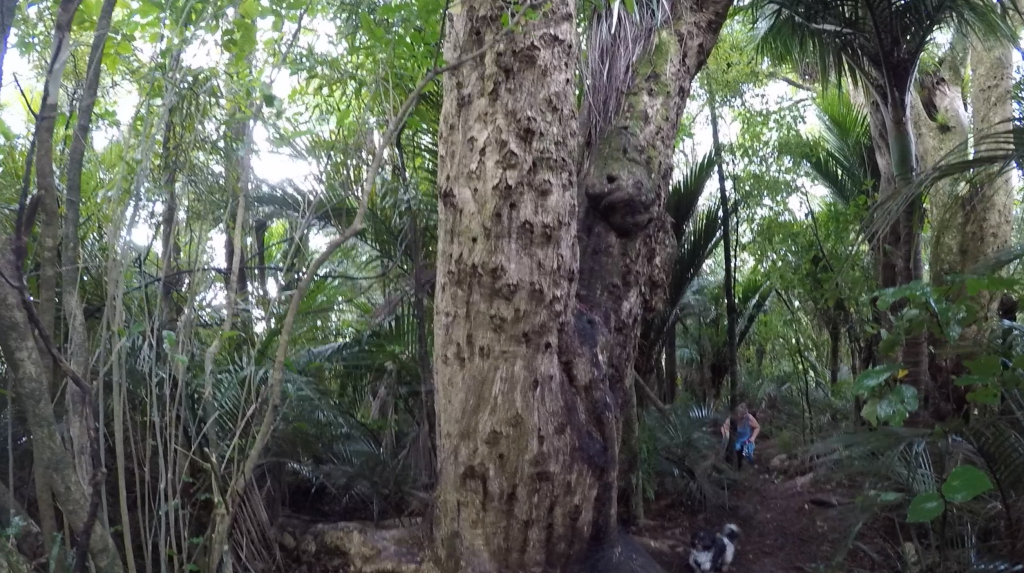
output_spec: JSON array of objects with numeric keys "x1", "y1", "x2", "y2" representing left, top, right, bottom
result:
[
  {"x1": 158, "y1": 113, "x2": 182, "y2": 330},
  {"x1": 827, "y1": 314, "x2": 841, "y2": 387},
  {"x1": 0, "y1": 0, "x2": 17, "y2": 86},
  {"x1": 709, "y1": 96, "x2": 738, "y2": 410},
  {"x1": 36, "y1": 0, "x2": 81, "y2": 407},
  {"x1": 886, "y1": 111, "x2": 931, "y2": 422},
  {"x1": 664, "y1": 326, "x2": 677, "y2": 404},
  {"x1": 31, "y1": 1, "x2": 81, "y2": 566},
  {"x1": 62, "y1": 0, "x2": 117, "y2": 495},
  {"x1": 411, "y1": 214, "x2": 437, "y2": 483}
]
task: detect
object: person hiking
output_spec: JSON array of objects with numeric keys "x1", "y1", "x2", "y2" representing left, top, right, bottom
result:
[{"x1": 720, "y1": 402, "x2": 760, "y2": 471}]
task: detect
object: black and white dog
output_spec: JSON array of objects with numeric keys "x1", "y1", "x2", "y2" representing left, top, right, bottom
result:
[{"x1": 688, "y1": 523, "x2": 740, "y2": 572}]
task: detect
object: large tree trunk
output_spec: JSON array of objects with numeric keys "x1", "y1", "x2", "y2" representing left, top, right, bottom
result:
[
  {"x1": 430, "y1": 0, "x2": 730, "y2": 569},
  {"x1": 913, "y1": 50, "x2": 971, "y2": 421},
  {"x1": 963, "y1": 32, "x2": 1015, "y2": 301},
  {"x1": 580, "y1": 0, "x2": 731, "y2": 530},
  {"x1": 431, "y1": 0, "x2": 589, "y2": 567},
  {"x1": 913, "y1": 45, "x2": 970, "y2": 283}
]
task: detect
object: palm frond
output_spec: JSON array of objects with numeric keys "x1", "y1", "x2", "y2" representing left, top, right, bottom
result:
[
  {"x1": 737, "y1": 279, "x2": 773, "y2": 348},
  {"x1": 579, "y1": 0, "x2": 670, "y2": 172},
  {"x1": 646, "y1": 400, "x2": 733, "y2": 509},
  {"x1": 797, "y1": 86, "x2": 880, "y2": 204},
  {"x1": 867, "y1": 119, "x2": 1020, "y2": 240},
  {"x1": 750, "y1": 0, "x2": 865, "y2": 90},
  {"x1": 663, "y1": 202, "x2": 723, "y2": 338},
  {"x1": 752, "y1": 0, "x2": 1015, "y2": 109},
  {"x1": 667, "y1": 151, "x2": 717, "y2": 241}
]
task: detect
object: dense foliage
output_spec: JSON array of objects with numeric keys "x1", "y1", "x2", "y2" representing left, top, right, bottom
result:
[{"x1": 0, "y1": 0, "x2": 1023, "y2": 571}]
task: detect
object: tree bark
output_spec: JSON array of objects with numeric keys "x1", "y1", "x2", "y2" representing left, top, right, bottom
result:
[
  {"x1": 431, "y1": 0, "x2": 731, "y2": 569},
  {"x1": 0, "y1": 0, "x2": 16, "y2": 86},
  {"x1": 963, "y1": 31, "x2": 1015, "y2": 305},
  {"x1": 913, "y1": 57, "x2": 969, "y2": 282},
  {"x1": 62, "y1": 0, "x2": 118, "y2": 495},
  {"x1": 431, "y1": 0, "x2": 591, "y2": 567},
  {"x1": 35, "y1": 0, "x2": 81, "y2": 405},
  {"x1": 578, "y1": 0, "x2": 730, "y2": 531},
  {"x1": 709, "y1": 96, "x2": 738, "y2": 410},
  {"x1": 31, "y1": 0, "x2": 81, "y2": 565},
  {"x1": 0, "y1": 242, "x2": 124, "y2": 573}
]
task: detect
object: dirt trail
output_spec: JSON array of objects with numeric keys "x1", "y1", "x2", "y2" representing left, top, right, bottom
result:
[{"x1": 633, "y1": 443, "x2": 869, "y2": 572}]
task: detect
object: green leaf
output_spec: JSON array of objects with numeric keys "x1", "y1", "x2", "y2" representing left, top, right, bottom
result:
[
  {"x1": 967, "y1": 386, "x2": 1000, "y2": 405},
  {"x1": 941, "y1": 465, "x2": 993, "y2": 503},
  {"x1": 854, "y1": 364, "x2": 901, "y2": 394},
  {"x1": 238, "y1": 0, "x2": 260, "y2": 20},
  {"x1": 964, "y1": 355, "x2": 1002, "y2": 376},
  {"x1": 876, "y1": 384, "x2": 918, "y2": 426},
  {"x1": 860, "y1": 397, "x2": 880, "y2": 426},
  {"x1": 138, "y1": 0, "x2": 162, "y2": 18},
  {"x1": 906, "y1": 492, "x2": 945, "y2": 523},
  {"x1": 954, "y1": 374, "x2": 992, "y2": 387}
]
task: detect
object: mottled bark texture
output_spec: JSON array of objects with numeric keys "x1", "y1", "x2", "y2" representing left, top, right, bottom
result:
[
  {"x1": 929, "y1": 32, "x2": 1017, "y2": 422},
  {"x1": 0, "y1": 243, "x2": 125, "y2": 573},
  {"x1": 586, "y1": 4, "x2": 731, "y2": 529},
  {"x1": 964, "y1": 32, "x2": 1015, "y2": 307},
  {"x1": 431, "y1": 0, "x2": 588, "y2": 568},
  {"x1": 914, "y1": 63, "x2": 968, "y2": 282},
  {"x1": 431, "y1": 0, "x2": 731, "y2": 568},
  {"x1": 912, "y1": 46, "x2": 972, "y2": 422}
]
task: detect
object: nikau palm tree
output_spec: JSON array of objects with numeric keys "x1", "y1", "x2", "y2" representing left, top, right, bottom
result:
[{"x1": 753, "y1": 0, "x2": 1016, "y2": 421}]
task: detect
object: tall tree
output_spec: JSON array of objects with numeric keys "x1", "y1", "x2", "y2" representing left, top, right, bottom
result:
[
  {"x1": 431, "y1": 0, "x2": 731, "y2": 568},
  {"x1": 709, "y1": 94, "x2": 738, "y2": 410},
  {"x1": 754, "y1": 0, "x2": 1015, "y2": 420}
]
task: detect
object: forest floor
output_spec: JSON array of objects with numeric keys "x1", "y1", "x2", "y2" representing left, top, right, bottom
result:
[{"x1": 631, "y1": 439, "x2": 883, "y2": 573}]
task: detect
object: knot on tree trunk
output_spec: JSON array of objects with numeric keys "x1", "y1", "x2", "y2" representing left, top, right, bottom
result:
[{"x1": 583, "y1": 166, "x2": 656, "y2": 239}]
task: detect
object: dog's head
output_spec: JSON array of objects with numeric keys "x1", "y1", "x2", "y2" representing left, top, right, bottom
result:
[{"x1": 690, "y1": 529, "x2": 717, "y2": 552}]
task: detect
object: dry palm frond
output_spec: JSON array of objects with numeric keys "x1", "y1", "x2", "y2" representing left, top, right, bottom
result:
[{"x1": 579, "y1": 0, "x2": 670, "y2": 174}]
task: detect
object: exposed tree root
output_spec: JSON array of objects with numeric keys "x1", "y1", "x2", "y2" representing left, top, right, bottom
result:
[{"x1": 278, "y1": 519, "x2": 426, "y2": 573}]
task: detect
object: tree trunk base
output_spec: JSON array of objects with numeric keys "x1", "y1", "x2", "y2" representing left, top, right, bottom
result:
[
  {"x1": 277, "y1": 519, "x2": 669, "y2": 573},
  {"x1": 278, "y1": 518, "x2": 426, "y2": 573}
]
